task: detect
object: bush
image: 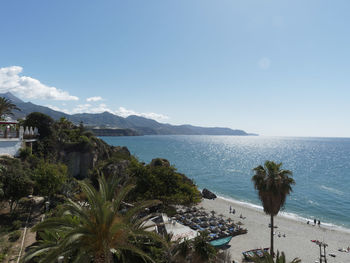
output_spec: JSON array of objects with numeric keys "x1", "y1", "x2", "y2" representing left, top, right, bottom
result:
[
  {"x1": 0, "y1": 243, "x2": 10, "y2": 263},
  {"x1": 163, "y1": 205, "x2": 177, "y2": 217},
  {"x1": 12, "y1": 220, "x2": 22, "y2": 230},
  {"x1": 19, "y1": 147, "x2": 32, "y2": 160},
  {"x1": 129, "y1": 160, "x2": 202, "y2": 205},
  {"x1": 31, "y1": 161, "x2": 68, "y2": 197},
  {"x1": 8, "y1": 230, "x2": 21, "y2": 242},
  {"x1": 19, "y1": 197, "x2": 32, "y2": 211}
]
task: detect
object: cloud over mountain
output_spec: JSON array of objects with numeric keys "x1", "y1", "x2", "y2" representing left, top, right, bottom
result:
[
  {"x1": 86, "y1": 96, "x2": 102, "y2": 102},
  {"x1": 115, "y1": 107, "x2": 169, "y2": 122},
  {"x1": 0, "y1": 66, "x2": 79, "y2": 101}
]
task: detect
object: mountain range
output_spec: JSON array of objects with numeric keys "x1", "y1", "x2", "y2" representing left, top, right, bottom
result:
[{"x1": 2, "y1": 92, "x2": 256, "y2": 136}]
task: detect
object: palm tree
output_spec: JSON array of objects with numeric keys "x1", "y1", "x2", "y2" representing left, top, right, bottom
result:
[
  {"x1": 251, "y1": 251, "x2": 301, "y2": 263},
  {"x1": 192, "y1": 232, "x2": 216, "y2": 262},
  {"x1": 163, "y1": 233, "x2": 192, "y2": 263},
  {"x1": 0, "y1": 97, "x2": 20, "y2": 119},
  {"x1": 23, "y1": 176, "x2": 162, "y2": 263},
  {"x1": 252, "y1": 161, "x2": 295, "y2": 256}
]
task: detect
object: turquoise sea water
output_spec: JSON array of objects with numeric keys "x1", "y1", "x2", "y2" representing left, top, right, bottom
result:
[{"x1": 101, "y1": 135, "x2": 350, "y2": 230}]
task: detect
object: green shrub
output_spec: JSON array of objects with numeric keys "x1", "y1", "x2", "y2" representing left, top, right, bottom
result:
[
  {"x1": 129, "y1": 160, "x2": 201, "y2": 205},
  {"x1": 0, "y1": 253, "x2": 6, "y2": 262},
  {"x1": 163, "y1": 205, "x2": 177, "y2": 217},
  {"x1": 12, "y1": 220, "x2": 22, "y2": 230},
  {"x1": 19, "y1": 147, "x2": 32, "y2": 160},
  {"x1": 19, "y1": 197, "x2": 32, "y2": 210},
  {"x1": 31, "y1": 161, "x2": 68, "y2": 197},
  {"x1": 8, "y1": 230, "x2": 21, "y2": 242}
]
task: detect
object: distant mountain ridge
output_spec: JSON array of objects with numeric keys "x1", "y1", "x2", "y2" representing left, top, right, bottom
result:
[{"x1": 1, "y1": 92, "x2": 256, "y2": 136}]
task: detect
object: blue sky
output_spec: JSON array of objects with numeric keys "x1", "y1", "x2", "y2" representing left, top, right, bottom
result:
[{"x1": 1, "y1": 0, "x2": 350, "y2": 137}]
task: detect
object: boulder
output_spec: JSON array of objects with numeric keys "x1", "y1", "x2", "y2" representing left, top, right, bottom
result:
[
  {"x1": 202, "y1": 188, "x2": 217, "y2": 200},
  {"x1": 150, "y1": 158, "x2": 170, "y2": 167}
]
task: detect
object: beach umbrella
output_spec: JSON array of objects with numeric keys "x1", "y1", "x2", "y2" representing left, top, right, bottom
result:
[
  {"x1": 200, "y1": 221, "x2": 209, "y2": 228},
  {"x1": 200, "y1": 216, "x2": 208, "y2": 221},
  {"x1": 184, "y1": 219, "x2": 190, "y2": 225},
  {"x1": 177, "y1": 209, "x2": 184, "y2": 214},
  {"x1": 210, "y1": 210, "x2": 216, "y2": 217},
  {"x1": 219, "y1": 231, "x2": 226, "y2": 237},
  {"x1": 209, "y1": 220, "x2": 216, "y2": 226},
  {"x1": 220, "y1": 225, "x2": 227, "y2": 231},
  {"x1": 186, "y1": 213, "x2": 192, "y2": 219},
  {"x1": 192, "y1": 217, "x2": 200, "y2": 223},
  {"x1": 192, "y1": 207, "x2": 198, "y2": 212},
  {"x1": 218, "y1": 213, "x2": 224, "y2": 218}
]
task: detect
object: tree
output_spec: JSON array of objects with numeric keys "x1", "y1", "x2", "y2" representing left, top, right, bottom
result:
[
  {"x1": 129, "y1": 160, "x2": 201, "y2": 205},
  {"x1": 24, "y1": 112, "x2": 54, "y2": 139},
  {"x1": 31, "y1": 161, "x2": 68, "y2": 198},
  {"x1": 252, "y1": 161, "x2": 295, "y2": 256},
  {"x1": 251, "y1": 251, "x2": 301, "y2": 263},
  {"x1": 23, "y1": 175, "x2": 162, "y2": 263},
  {"x1": 0, "y1": 157, "x2": 33, "y2": 212},
  {"x1": 0, "y1": 97, "x2": 20, "y2": 120},
  {"x1": 192, "y1": 232, "x2": 216, "y2": 262}
]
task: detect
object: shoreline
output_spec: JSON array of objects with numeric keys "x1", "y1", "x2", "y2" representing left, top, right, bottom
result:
[
  {"x1": 198, "y1": 184, "x2": 350, "y2": 234},
  {"x1": 215, "y1": 194, "x2": 350, "y2": 235},
  {"x1": 197, "y1": 196, "x2": 350, "y2": 262}
]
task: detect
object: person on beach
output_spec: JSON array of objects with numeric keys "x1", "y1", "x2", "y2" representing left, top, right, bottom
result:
[
  {"x1": 318, "y1": 220, "x2": 320, "y2": 226},
  {"x1": 314, "y1": 218, "x2": 316, "y2": 225},
  {"x1": 229, "y1": 205, "x2": 232, "y2": 213}
]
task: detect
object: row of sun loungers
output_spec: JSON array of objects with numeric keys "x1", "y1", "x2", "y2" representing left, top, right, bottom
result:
[{"x1": 172, "y1": 207, "x2": 247, "y2": 241}]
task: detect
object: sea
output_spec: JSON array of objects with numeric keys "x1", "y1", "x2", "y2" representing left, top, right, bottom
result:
[{"x1": 101, "y1": 135, "x2": 350, "y2": 231}]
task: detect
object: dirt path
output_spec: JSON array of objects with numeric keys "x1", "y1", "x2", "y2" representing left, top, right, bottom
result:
[{"x1": 12, "y1": 201, "x2": 44, "y2": 262}]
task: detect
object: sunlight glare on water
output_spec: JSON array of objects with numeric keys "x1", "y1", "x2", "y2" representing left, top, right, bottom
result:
[{"x1": 102, "y1": 135, "x2": 350, "y2": 229}]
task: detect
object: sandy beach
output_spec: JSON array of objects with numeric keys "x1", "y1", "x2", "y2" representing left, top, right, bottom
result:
[{"x1": 197, "y1": 197, "x2": 350, "y2": 263}]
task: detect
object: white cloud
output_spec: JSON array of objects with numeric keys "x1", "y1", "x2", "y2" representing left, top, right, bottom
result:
[
  {"x1": 46, "y1": 104, "x2": 71, "y2": 114},
  {"x1": 86, "y1": 96, "x2": 103, "y2": 102},
  {"x1": 47, "y1": 103, "x2": 169, "y2": 123},
  {"x1": 71, "y1": 103, "x2": 113, "y2": 114},
  {"x1": 0, "y1": 66, "x2": 79, "y2": 101},
  {"x1": 115, "y1": 107, "x2": 169, "y2": 122},
  {"x1": 258, "y1": 57, "x2": 271, "y2": 70}
]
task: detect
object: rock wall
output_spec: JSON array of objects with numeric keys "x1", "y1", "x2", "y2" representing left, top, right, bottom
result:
[
  {"x1": 62, "y1": 137, "x2": 130, "y2": 179},
  {"x1": 64, "y1": 151, "x2": 95, "y2": 179}
]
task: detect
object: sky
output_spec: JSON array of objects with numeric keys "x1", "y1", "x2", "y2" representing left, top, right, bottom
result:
[{"x1": 1, "y1": 0, "x2": 350, "y2": 137}]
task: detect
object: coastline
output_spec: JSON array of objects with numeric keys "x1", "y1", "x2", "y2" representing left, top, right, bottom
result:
[
  {"x1": 215, "y1": 194, "x2": 350, "y2": 235},
  {"x1": 197, "y1": 196, "x2": 350, "y2": 262}
]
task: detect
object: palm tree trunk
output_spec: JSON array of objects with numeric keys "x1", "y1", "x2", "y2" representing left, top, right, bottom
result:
[
  {"x1": 95, "y1": 251, "x2": 112, "y2": 263},
  {"x1": 270, "y1": 214, "x2": 274, "y2": 257}
]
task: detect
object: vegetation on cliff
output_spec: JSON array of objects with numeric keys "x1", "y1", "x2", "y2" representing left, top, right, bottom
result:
[
  {"x1": 0, "y1": 111, "x2": 209, "y2": 262},
  {"x1": 129, "y1": 159, "x2": 201, "y2": 205},
  {"x1": 23, "y1": 176, "x2": 163, "y2": 263}
]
